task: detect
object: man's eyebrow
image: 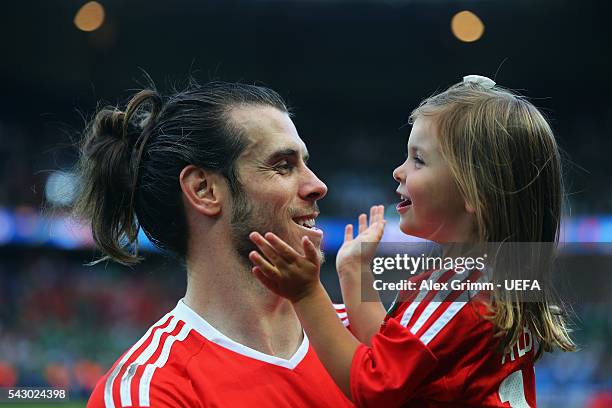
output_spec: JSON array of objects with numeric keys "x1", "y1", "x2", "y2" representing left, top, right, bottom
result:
[{"x1": 266, "y1": 148, "x2": 309, "y2": 163}]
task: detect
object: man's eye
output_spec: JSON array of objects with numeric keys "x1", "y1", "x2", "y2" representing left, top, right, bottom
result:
[{"x1": 275, "y1": 161, "x2": 294, "y2": 172}]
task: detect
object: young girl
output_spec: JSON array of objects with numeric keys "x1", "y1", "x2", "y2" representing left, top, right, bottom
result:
[{"x1": 248, "y1": 75, "x2": 575, "y2": 407}]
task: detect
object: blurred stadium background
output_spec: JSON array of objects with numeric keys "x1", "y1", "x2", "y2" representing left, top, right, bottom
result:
[{"x1": 1, "y1": 0, "x2": 611, "y2": 407}]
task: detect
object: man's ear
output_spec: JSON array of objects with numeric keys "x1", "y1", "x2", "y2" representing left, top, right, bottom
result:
[{"x1": 179, "y1": 165, "x2": 224, "y2": 217}]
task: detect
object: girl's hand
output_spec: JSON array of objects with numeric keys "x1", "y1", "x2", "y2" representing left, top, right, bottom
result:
[
  {"x1": 336, "y1": 205, "x2": 386, "y2": 280},
  {"x1": 248, "y1": 232, "x2": 321, "y2": 303}
]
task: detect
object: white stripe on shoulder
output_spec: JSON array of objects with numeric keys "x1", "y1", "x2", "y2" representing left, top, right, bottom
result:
[
  {"x1": 119, "y1": 317, "x2": 180, "y2": 406},
  {"x1": 139, "y1": 323, "x2": 192, "y2": 407},
  {"x1": 419, "y1": 273, "x2": 487, "y2": 345},
  {"x1": 399, "y1": 269, "x2": 447, "y2": 328},
  {"x1": 103, "y1": 312, "x2": 172, "y2": 408},
  {"x1": 419, "y1": 291, "x2": 469, "y2": 345},
  {"x1": 409, "y1": 271, "x2": 471, "y2": 335},
  {"x1": 333, "y1": 303, "x2": 346, "y2": 310}
]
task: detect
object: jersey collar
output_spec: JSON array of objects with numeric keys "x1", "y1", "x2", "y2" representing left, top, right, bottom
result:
[{"x1": 172, "y1": 299, "x2": 310, "y2": 370}]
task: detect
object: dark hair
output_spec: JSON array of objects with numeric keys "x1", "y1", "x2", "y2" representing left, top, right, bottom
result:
[{"x1": 73, "y1": 80, "x2": 289, "y2": 265}]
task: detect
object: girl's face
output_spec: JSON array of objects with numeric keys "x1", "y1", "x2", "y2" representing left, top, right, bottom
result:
[{"x1": 392, "y1": 116, "x2": 476, "y2": 243}]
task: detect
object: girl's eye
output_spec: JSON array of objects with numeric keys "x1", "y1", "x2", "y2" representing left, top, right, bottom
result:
[
  {"x1": 412, "y1": 156, "x2": 425, "y2": 167},
  {"x1": 405, "y1": 151, "x2": 424, "y2": 167}
]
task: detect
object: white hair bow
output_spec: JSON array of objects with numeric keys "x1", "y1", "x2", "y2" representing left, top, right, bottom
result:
[{"x1": 463, "y1": 75, "x2": 496, "y2": 89}]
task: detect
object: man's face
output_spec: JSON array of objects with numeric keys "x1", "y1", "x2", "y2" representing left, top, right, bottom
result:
[{"x1": 228, "y1": 105, "x2": 328, "y2": 263}]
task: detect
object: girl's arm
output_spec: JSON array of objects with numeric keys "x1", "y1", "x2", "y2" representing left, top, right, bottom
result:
[
  {"x1": 336, "y1": 206, "x2": 387, "y2": 345},
  {"x1": 338, "y1": 263, "x2": 387, "y2": 346}
]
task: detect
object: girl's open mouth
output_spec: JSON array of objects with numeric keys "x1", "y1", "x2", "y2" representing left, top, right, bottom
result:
[{"x1": 396, "y1": 194, "x2": 412, "y2": 212}]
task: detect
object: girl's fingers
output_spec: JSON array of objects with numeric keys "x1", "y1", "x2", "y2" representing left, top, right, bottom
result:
[
  {"x1": 252, "y1": 266, "x2": 279, "y2": 291},
  {"x1": 369, "y1": 205, "x2": 377, "y2": 227},
  {"x1": 350, "y1": 206, "x2": 387, "y2": 240},
  {"x1": 344, "y1": 224, "x2": 354, "y2": 242},
  {"x1": 249, "y1": 232, "x2": 281, "y2": 264},
  {"x1": 358, "y1": 213, "x2": 367, "y2": 234},
  {"x1": 265, "y1": 232, "x2": 300, "y2": 261},
  {"x1": 248, "y1": 250, "x2": 281, "y2": 278},
  {"x1": 374, "y1": 205, "x2": 384, "y2": 224},
  {"x1": 302, "y1": 236, "x2": 319, "y2": 264},
  {"x1": 375, "y1": 219, "x2": 386, "y2": 240}
]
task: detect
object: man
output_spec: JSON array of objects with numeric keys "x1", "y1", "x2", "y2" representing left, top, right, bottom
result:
[{"x1": 78, "y1": 81, "x2": 352, "y2": 407}]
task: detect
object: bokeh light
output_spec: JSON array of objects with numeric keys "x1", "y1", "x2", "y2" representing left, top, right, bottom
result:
[
  {"x1": 451, "y1": 10, "x2": 484, "y2": 43},
  {"x1": 45, "y1": 171, "x2": 77, "y2": 207},
  {"x1": 74, "y1": 1, "x2": 105, "y2": 32}
]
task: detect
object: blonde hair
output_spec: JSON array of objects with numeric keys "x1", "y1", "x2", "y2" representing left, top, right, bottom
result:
[{"x1": 410, "y1": 81, "x2": 576, "y2": 357}]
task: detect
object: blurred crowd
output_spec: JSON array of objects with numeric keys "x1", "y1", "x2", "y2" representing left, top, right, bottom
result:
[
  {"x1": 1, "y1": 107, "x2": 612, "y2": 220},
  {"x1": 1, "y1": 2, "x2": 611, "y2": 407},
  {"x1": 0, "y1": 250, "x2": 610, "y2": 405},
  {"x1": 0, "y1": 250, "x2": 182, "y2": 399},
  {"x1": 1, "y1": 104, "x2": 612, "y2": 406}
]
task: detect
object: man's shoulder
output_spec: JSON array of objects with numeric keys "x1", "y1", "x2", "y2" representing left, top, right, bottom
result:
[
  {"x1": 87, "y1": 310, "x2": 207, "y2": 408},
  {"x1": 88, "y1": 365, "x2": 200, "y2": 408}
]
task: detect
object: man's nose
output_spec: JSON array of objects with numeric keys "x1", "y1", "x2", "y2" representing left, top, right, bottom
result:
[{"x1": 301, "y1": 167, "x2": 328, "y2": 201}]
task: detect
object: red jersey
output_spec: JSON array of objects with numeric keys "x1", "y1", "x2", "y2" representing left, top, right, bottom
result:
[
  {"x1": 88, "y1": 300, "x2": 353, "y2": 408},
  {"x1": 350, "y1": 268, "x2": 537, "y2": 408}
]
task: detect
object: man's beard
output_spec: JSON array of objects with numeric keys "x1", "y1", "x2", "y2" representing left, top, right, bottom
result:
[{"x1": 229, "y1": 186, "x2": 324, "y2": 268}]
